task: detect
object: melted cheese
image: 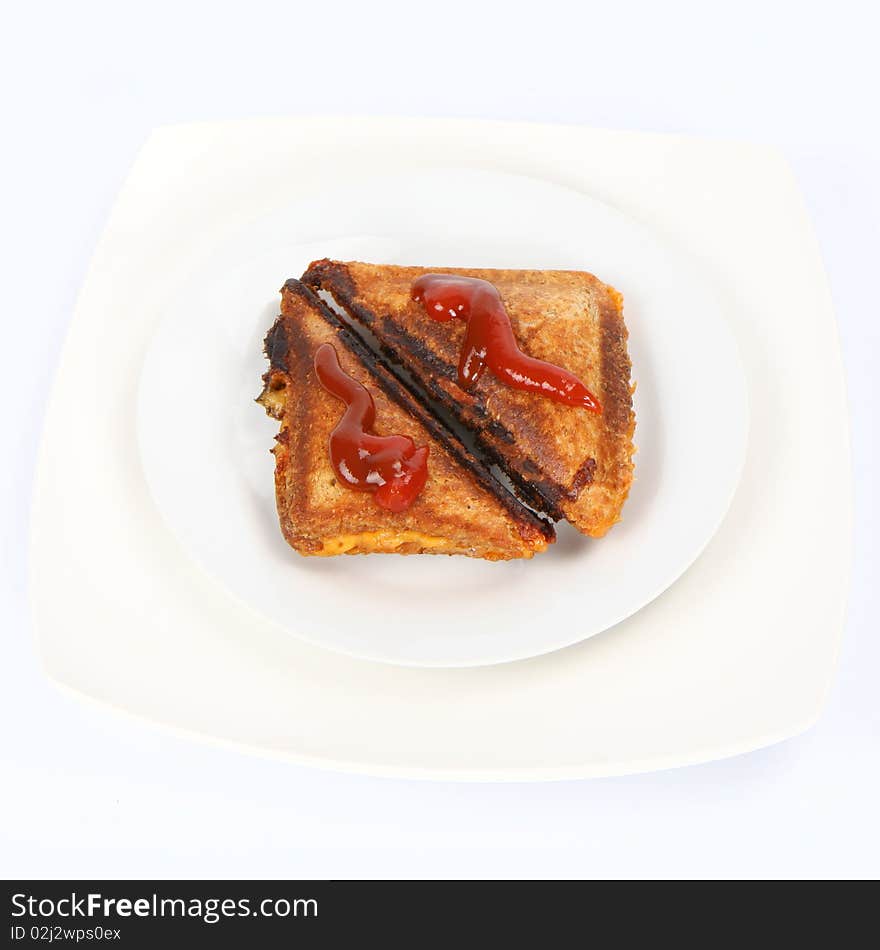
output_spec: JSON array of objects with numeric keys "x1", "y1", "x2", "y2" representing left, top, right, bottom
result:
[{"x1": 318, "y1": 531, "x2": 450, "y2": 556}]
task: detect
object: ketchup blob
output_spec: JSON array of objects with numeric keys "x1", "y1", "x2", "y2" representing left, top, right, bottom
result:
[
  {"x1": 411, "y1": 274, "x2": 601, "y2": 412},
  {"x1": 313, "y1": 343, "x2": 429, "y2": 513}
]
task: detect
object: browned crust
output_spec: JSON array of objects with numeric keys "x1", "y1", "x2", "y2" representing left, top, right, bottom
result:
[
  {"x1": 302, "y1": 261, "x2": 575, "y2": 515},
  {"x1": 598, "y1": 287, "x2": 633, "y2": 438},
  {"x1": 302, "y1": 260, "x2": 636, "y2": 537},
  {"x1": 257, "y1": 282, "x2": 554, "y2": 558},
  {"x1": 593, "y1": 286, "x2": 636, "y2": 525},
  {"x1": 278, "y1": 280, "x2": 553, "y2": 544}
]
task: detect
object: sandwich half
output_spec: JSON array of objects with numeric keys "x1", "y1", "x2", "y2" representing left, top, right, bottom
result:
[
  {"x1": 258, "y1": 280, "x2": 554, "y2": 559},
  {"x1": 302, "y1": 260, "x2": 636, "y2": 537}
]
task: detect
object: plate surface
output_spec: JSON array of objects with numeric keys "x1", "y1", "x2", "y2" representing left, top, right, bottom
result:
[
  {"x1": 31, "y1": 119, "x2": 849, "y2": 779},
  {"x1": 137, "y1": 169, "x2": 747, "y2": 666}
]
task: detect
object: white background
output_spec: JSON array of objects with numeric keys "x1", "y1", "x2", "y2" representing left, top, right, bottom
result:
[{"x1": 1, "y1": 0, "x2": 877, "y2": 879}]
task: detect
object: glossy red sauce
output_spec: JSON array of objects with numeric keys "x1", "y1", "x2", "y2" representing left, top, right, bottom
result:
[
  {"x1": 313, "y1": 343, "x2": 429, "y2": 513},
  {"x1": 411, "y1": 274, "x2": 601, "y2": 412}
]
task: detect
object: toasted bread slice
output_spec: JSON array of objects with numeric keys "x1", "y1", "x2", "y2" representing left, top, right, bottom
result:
[
  {"x1": 258, "y1": 281, "x2": 553, "y2": 559},
  {"x1": 302, "y1": 261, "x2": 635, "y2": 537}
]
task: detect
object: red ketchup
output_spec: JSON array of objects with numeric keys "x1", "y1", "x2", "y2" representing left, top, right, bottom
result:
[
  {"x1": 313, "y1": 343, "x2": 429, "y2": 513},
  {"x1": 411, "y1": 274, "x2": 602, "y2": 412}
]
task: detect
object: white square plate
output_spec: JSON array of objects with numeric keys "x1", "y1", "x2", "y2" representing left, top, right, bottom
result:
[{"x1": 30, "y1": 118, "x2": 850, "y2": 779}]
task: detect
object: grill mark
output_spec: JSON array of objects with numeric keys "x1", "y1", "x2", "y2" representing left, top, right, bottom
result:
[
  {"x1": 380, "y1": 320, "x2": 459, "y2": 382},
  {"x1": 487, "y1": 419, "x2": 515, "y2": 444}
]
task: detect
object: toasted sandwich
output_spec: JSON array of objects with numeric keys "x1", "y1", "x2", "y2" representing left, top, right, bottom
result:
[
  {"x1": 258, "y1": 280, "x2": 554, "y2": 558},
  {"x1": 302, "y1": 260, "x2": 635, "y2": 537}
]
